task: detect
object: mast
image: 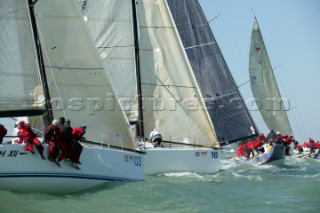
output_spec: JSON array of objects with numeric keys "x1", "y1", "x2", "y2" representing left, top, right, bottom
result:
[
  {"x1": 28, "y1": 0, "x2": 53, "y2": 125},
  {"x1": 131, "y1": 0, "x2": 144, "y2": 139}
]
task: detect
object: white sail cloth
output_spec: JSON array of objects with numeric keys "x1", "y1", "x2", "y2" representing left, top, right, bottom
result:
[
  {"x1": 79, "y1": 0, "x2": 219, "y2": 148},
  {"x1": 137, "y1": 0, "x2": 218, "y2": 147},
  {"x1": 0, "y1": 0, "x2": 44, "y2": 114},
  {"x1": 34, "y1": 0, "x2": 136, "y2": 149},
  {"x1": 249, "y1": 20, "x2": 293, "y2": 136}
]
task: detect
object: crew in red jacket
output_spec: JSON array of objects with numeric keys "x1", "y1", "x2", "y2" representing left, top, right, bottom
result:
[
  {"x1": 0, "y1": 123, "x2": 7, "y2": 144},
  {"x1": 253, "y1": 137, "x2": 264, "y2": 153},
  {"x1": 71, "y1": 124, "x2": 86, "y2": 165},
  {"x1": 44, "y1": 119, "x2": 61, "y2": 167},
  {"x1": 258, "y1": 133, "x2": 268, "y2": 142},
  {"x1": 245, "y1": 140, "x2": 255, "y2": 160},
  {"x1": 237, "y1": 143, "x2": 246, "y2": 157},
  {"x1": 294, "y1": 141, "x2": 303, "y2": 154},
  {"x1": 309, "y1": 138, "x2": 315, "y2": 154},
  {"x1": 284, "y1": 135, "x2": 293, "y2": 156},
  {"x1": 16, "y1": 120, "x2": 45, "y2": 160}
]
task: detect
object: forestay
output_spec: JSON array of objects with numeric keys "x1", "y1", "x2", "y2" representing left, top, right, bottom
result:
[
  {"x1": 34, "y1": 0, "x2": 137, "y2": 149},
  {"x1": 0, "y1": 0, "x2": 45, "y2": 117},
  {"x1": 167, "y1": 0, "x2": 257, "y2": 144},
  {"x1": 249, "y1": 19, "x2": 292, "y2": 136}
]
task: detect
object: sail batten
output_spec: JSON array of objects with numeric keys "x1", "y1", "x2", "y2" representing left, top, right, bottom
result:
[
  {"x1": 249, "y1": 19, "x2": 293, "y2": 136},
  {"x1": 167, "y1": 0, "x2": 257, "y2": 144}
]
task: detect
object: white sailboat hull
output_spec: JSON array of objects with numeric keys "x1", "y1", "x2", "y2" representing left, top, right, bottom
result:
[
  {"x1": 0, "y1": 143, "x2": 144, "y2": 194},
  {"x1": 144, "y1": 146, "x2": 220, "y2": 175}
]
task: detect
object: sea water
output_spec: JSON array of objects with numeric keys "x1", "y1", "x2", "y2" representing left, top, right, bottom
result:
[{"x1": 0, "y1": 156, "x2": 319, "y2": 213}]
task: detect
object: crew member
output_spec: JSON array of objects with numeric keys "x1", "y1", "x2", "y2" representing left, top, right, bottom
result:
[
  {"x1": 148, "y1": 129, "x2": 163, "y2": 147},
  {"x1": 44, "y1": 119, "x2": 61, "y2": 167},
  {"x1": 57, "y1": 117, "x2": 72, "y2": 162},
  {"x1": 294, "y1": 141, "x2": 303, "y2": 154},
  {"x1": 0, "y1": 123, "x2": 7, "y2": 144},
  {"x1": 253, "y1": 137, "x2": 264, "y2": 154},
  {"x1": 245, "y1": 140, "x2": 254, "y2": 160},
  {"x1": 236, "y1": 143, "x2": 246, "y2": 157},
  {"x1": 71, "y1": 124, "x2": 86, "y2": 166},
  {"x1": 17, "y1": 120, "x2": 45, "y2": 160},
  {"x1": 284, "y1": 135, "x2": 293, "y2": 156}
]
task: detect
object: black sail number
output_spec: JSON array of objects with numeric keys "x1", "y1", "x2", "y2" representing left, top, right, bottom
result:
[{"x1": 211, "y1": 151, "x2": 218, "y2": 159}]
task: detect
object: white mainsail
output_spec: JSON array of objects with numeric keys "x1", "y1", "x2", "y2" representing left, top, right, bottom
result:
[
  {"x1": 137, "y1": 0, "x2": 218, "y2": 147},
  {"x1": 0, "y1": 0, "x2": 45, "y2": 116},
  {"x1": 79, "y1": 0, "x2": 219, "y2": 148},
  {"x1": 35, "y1": 0, "x2": 137, "y2": 149},
  {"x1": 249, "y1": 19, "x2": 293, "y2": 136},
  {"x1": 80, "y1": 0, "x2": 138, "y2": 121}
]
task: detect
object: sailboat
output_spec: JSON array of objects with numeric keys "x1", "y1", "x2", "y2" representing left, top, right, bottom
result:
[
  {"x1": 166, "y1": 0, "x2": 258, "y2": 147},
  {"x1": 0, "y1": 0, "x2": 144, "y2": 194},
  {"x1": 249, "y1": 18, "x2": 293, "y2": 136},
  {"x1": 240, "y1": 17, "x2": 293, "y2": 164},
  {"x1": 80, "y1": 0, "x2": 220, "y2": 175}
]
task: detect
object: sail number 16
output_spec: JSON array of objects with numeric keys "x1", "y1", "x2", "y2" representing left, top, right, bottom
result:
[{"x1": 211, "y1": 151, "x2": 218, "y2": 159}]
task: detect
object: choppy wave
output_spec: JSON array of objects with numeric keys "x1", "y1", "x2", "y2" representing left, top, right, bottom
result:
[{"x1": 1, "y1": 156, "x2": 319, "y2": 213}]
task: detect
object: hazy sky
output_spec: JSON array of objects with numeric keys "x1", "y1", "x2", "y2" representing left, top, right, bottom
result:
[{"x1": 199, "y1": 0, "x2": 320, "y2": 142}]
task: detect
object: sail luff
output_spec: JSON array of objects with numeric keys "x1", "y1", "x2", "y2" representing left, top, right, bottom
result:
[
  {"x1": 167, "y1": 0, "x2": 258, "y2": 144},
  {"x1": 249, "y1": 19, "x2": 293, "y2": 136}
]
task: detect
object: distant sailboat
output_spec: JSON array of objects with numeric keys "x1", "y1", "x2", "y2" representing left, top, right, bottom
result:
[
  {"x1": 234, "y1": 17, "x2": 293, "y2": 164},
  {"x1": 249, "y1": 18, "x2": 293, "y2": 136},
  {"x1": 0, "y1": 0, "x2": 144, "y2": 194},
  {"x1": 167, "y1": 0, "x2": 258, "y2": 146},
  {"x1": 81, "y1": 0, "x2": 220, "y2": 175}
]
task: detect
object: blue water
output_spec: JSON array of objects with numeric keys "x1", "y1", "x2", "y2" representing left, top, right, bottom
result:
[{"x1": 1, "y1": 156, "x2": 319, "y2": 213}]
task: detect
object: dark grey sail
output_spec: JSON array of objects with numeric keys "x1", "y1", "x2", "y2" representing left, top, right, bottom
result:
[{"x1": 167, "y1": 0, "x2": 258, "y2": 145}]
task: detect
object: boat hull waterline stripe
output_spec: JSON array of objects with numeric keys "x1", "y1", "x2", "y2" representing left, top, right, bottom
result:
[{"x1": 0, "y1": 172, "x2": 143, "y2": 181}]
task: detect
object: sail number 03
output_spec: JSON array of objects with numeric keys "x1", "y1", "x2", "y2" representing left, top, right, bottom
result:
[
  {"x1": 211, "y1": 151, "x2": 218, "y2": 159},
  {"x1": 134, "y1": 156, "x2": 142, "y2": 166}
]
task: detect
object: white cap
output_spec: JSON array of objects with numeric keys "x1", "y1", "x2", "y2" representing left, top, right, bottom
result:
[{"x1": 52, "y1": 119, "x2": 59, "y2": 126}]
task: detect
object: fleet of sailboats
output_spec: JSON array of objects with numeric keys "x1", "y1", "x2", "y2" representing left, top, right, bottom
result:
[
  {"x1": 0, "y1": 0, "x2": 144, "y2": 194},
  {"x1": 0, "y1": 0, "x2": 296, "y2": 193}
]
